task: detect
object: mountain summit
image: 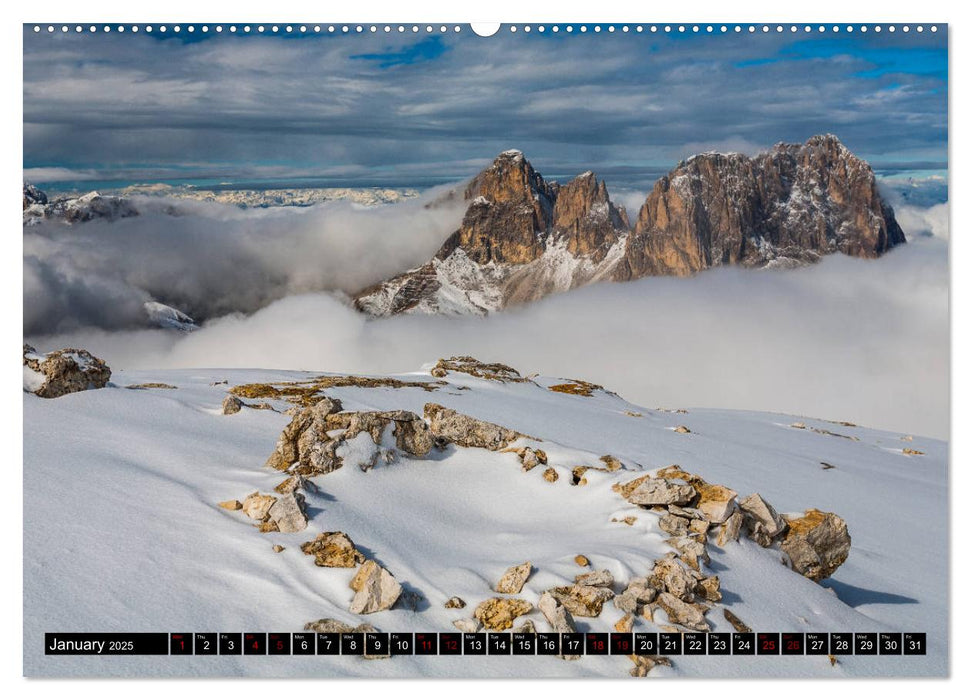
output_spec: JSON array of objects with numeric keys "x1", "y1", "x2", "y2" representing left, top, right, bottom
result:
[{"x1": 355, "y1": 135, "x2": 906, "y2": 316}]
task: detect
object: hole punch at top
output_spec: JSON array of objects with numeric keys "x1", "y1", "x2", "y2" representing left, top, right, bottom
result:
[{"x1": 470, "y1": 23, "x2": 501, "y2": 37}]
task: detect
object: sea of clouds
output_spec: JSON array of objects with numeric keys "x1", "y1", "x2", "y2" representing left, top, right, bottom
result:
[{"x1": 24, "y1": 193, "x2": 949, "y2": 439}]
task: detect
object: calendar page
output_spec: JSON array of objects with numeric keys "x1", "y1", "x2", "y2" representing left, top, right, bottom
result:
[{"x1": 22, "y1": 19, "x2": 948, "y2": 679}]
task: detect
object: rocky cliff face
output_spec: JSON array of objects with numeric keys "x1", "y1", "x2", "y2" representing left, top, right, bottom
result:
[
  {"x1": 310, "y1": 137, "x2": 906, "y2": 317},
  {"x1": 354, "y1": 150, "x2": 631, "y2": 316},
  {"x1": 620, "y1": 134, "x2": 905, "y2": 278}
]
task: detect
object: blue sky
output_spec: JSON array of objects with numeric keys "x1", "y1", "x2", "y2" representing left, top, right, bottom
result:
[{"x1": 23, "y1": 25, "x2": 948, "y2": 190}]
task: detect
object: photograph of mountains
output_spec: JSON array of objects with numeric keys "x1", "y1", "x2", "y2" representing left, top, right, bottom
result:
[{"x1": 22, "y1": 22, "x2": 948, "y2": 678}]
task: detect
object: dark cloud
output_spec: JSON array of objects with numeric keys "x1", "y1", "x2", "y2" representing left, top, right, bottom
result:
[{"x1": 23, "y1": 27, "x2": 947, "y2": 190}]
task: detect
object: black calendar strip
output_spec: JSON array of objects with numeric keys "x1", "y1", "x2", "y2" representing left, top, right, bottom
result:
[{"x1": 45, "y1": 632, "x2": 927, "y2": 656}]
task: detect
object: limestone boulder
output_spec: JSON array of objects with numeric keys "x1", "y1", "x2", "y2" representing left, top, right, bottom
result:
[
  {"x1": 780, "y1": 509, "x2": 851, "y2": 582},
  {"x1": 222, "y1": 395, "x2": 243, "y2": 415},
  {"x1": 548, "y1": 584, "x2": 614, "y2": 617},
  {"x1": 349, "y1": 561, "x2": 402, "y2": 614},
  {"x1": 739, "y1": 493, "x2": 788, "y2": 544},
  {"x1": 266, "y1": 492, "x2": 308, "y2": 533},
  {"x1": 495, "y1": 562, "x2": 532, "y2": 594},
  {"x1": 473, "y1": 598, "x2": 533, "y2": 631},
  {"x1": 241, "y1": 492, "x2": 276, "y2": 521},
  {"x1": 23, "y1": 345, "x2": 111, "y2": 399}
]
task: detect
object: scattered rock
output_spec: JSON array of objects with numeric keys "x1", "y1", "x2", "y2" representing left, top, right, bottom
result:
[
  {"x1": 575, "y1": 569, "x2": 614, "y2": 588},
  {"x1": 693, "y1": 483, "x2": 738, "y2": 524},
  {"x1": 674, "y1": 425, "x2": 691, "y2": 434},
  {"x1": 222, "y1": 395, "x2": 243, "y2": 415},
  {"x1": 655, "y1": 592, "x2": 709, "y2": 631},
  {"x1": 424, "y1": 403, "x2": 526, "y2": 450},
  {"x1": 614, "y1": 577, "x2": 657, "y2": 615},
  {"x1": 473, "y1": 598, "x2": 533, "y2": 630},
  {"x1": 649, "y1": 559, "x2": 699, "y2": 602},
  {"x1": 301, "y1": 532, "x2": 366, "y2": 568},
  {"x1": 574, "y1": 554, "x2": 589, "y2": 567},
  {"x1": 695, "y1": 576, "x2": 722, "y2": 602},
  {"x1": 665, "y1": 536, "x2": 710, "y2": 570},
  {"x1": 266, "y1": 492, "x2": 308, "y2": 533},
  {"x1": 659, "y1": 513, "x2": 690, "y2": 537},
  {"x1": 791, "y1": 422, "x2": 806, "y2": 429},
  {"x1": 901, "y1": 435, "x2": 914, "y2": 442},
  {"x1": 241, "y1": 492, "x2": 277, "y2": 521},
  {"x1": 548, "y1": 585, "x2": 614, "y2": 617},
  {"x1": 444, "y1": 596, "x2": 466, "y2": 609},
  {"x1": 716, "y1": 511, "x2": 744, "y2": 546},
  {"x1": 611, "y1": 515, "x2": 638, "y2": 526},
  {"x1": 723, "y1": 608, "x2": 751, "y2": 633},
  {"x1": 452, "y1": 618, "x2": 481, "y2": 633},
  {"x1": 23, "y1": 345, "x2": 111, "y2": 399},
  {"x1": 620, "y1": 477, "x2": 697, "y2": 507},
  {"x1": 126, "y1": 382, "x2": 177, "y2": 390},
  {"x1": 218, "y1": 499, "x2": 242, "y2": 511},
  {"x1": 820, "y1": 462, "x2": 837, "y2": 470},
  {"x1": 273, "y1": 474, "x2": 310, "y2": 495},
  {"x1": 548, "y1": 380, "x2": 604, "y2": 397},
  {"x1": 538, "y1": 591, "x2": 577, "y2": 633},
  {"x1": 739, "y1": 493, "x2": 788, "y2": 545},
  {"x1": 349, "y1": 561, "x2": 403, "y2": 614},
  {"x1": 902, "y1": 448, "x2": 925, "y2": 456},
  {"x1": 543, "y1": 467, "x2": 559, "y2": 483},
  {"x1": 512, "y1": 446, "x2": 547, "y2": 471},
  {"x1": 272, "y1": 545, "x2": 285, "y2": 553},
  {"x1": 780, "y1": 509, "x2": 851, "y2": 582},
  {"x1": 495, "y1": 562, "x2": 532, "y2": 594}
]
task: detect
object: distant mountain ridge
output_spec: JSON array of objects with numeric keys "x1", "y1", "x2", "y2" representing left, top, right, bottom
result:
[{"x1": 355, "y1": 135, "x2": 906, "y2": 316}]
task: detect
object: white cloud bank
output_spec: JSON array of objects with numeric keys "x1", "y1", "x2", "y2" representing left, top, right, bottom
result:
[{"x1": 28, "y1": 235, "x2": 949, "y2": 440}]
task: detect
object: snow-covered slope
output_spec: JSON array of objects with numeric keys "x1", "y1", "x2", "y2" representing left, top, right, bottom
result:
[{"x1": 23, "y1": 362, "x2": 947, "y2": 678}]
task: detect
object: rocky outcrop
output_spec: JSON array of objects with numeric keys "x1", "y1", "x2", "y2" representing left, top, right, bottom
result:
[
  {"x1": 265, "y1": 398, "x2": 433, "y2": 475},
  {"x1": 780, "y1": 509, "x2": 851, "y2": 581},
  {"x1": 355, "y1": 136, "x2": 905, "y2": 317},
  {"x1": 423, "y1": 403, "x2": 524, "y2": 450},
  {"x1": 23, "y1": 344, "x2": 111, "y2": 399},
  {"x1": 429, "y1": 356, "x2": 526, "y2": 382}
]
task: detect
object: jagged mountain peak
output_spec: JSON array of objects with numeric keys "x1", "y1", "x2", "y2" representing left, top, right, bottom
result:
[{"x1": 359, "y1": 135, "x2": 905, "y2": 317}]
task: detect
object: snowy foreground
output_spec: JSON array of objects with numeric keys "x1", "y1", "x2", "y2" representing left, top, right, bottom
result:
[{"x1": 23, "y1": 363, "x2": 948, "y2": 678}]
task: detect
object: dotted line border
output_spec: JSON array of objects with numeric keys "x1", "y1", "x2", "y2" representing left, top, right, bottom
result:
[{"x1": 29, "y1": 23, "x2": 941, "y2": 35}]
